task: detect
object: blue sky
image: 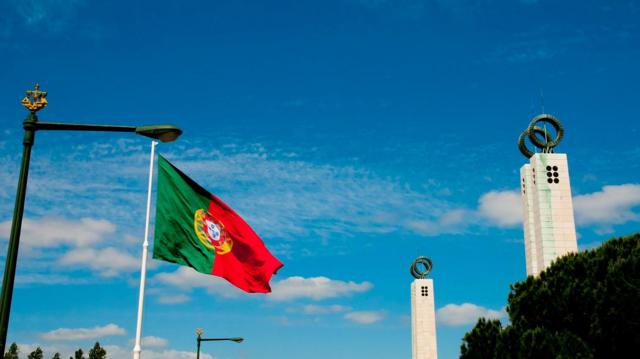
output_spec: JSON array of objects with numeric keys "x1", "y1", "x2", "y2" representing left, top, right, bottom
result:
[{"x1": 0, "y1": 0, "x2": 639, "y2": 358}]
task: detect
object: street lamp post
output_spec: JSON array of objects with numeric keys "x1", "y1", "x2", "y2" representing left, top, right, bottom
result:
[
  {"x1": 0, "y1": 84, "x2": 183, "y2": 353},
  {"x1": 196, "y1": 328, "x2": 244, "y2": 359}
]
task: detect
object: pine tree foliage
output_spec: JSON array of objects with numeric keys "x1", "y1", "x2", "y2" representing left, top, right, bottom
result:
[
  {"x1": 73, "y1": 349, "x2": 85, "y2": 359},
  {"x1": 88, "y1": 342, "x2": 106, "y2": 359},
  {"x1": 460, "y1": 233, "x2": 640, "y2": 358},
  {"x1": 4, "y1": 343, "x2": 19, "y2": 359},
  {"x1": 460, "y1": 318, "x2": 502, "y2": 359},
  {"x1": 27, "y1": 347, "x2": 44, "y2": 359}
]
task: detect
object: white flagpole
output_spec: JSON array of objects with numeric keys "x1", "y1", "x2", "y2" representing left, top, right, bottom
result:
[{"x1": 133, "y1": 140, "x2": 157, "y2": 359}]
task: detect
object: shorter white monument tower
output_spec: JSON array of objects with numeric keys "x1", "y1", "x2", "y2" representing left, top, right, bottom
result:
[
  {"x1": 410, "y1": 257, "x2": 438, "y2": 359},
  {"x1": 518, "y1": 114, "x2": 578, "y2": 276}
]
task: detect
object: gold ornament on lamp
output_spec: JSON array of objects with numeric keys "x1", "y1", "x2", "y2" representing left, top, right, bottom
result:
[{"x1": 21, "y1": 83, "x2": 48, "y2": 112}]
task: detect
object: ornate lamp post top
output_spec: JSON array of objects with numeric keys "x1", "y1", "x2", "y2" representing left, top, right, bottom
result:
[{"x1": 21, "y1": 83, "x2": 48, "y2": 113}]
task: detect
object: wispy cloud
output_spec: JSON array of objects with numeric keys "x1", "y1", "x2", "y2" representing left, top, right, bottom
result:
[
  {"x1": 141, "y1": 336, "x2": 169, "y2": 348},
  {"x1": 0, "y1": 217, "x2": 116, "y2": 249},
  {"x1": 18, "y1": 342, "x2": 214, "y2": 359},
  {"x1": 58, "y1": 247, "x2": 139, "y2": 277},
  {"x1": 344, "y1": 310, "x2": 385, "y2": 324},
  {"x1": 40, "y1": 323, "x2": 126, "y2": 341},
  {"x1": 485, "y1": 40, "x2": 555, "y2": 64},
  {"x1": 0, "y1": 140, "x2": 151, "y2": 225},
  {"x1": 15, "y1": 273, "x2": 89, "y2": 285},
  {"x1": 0, "y1": 140, "x2": 472, "y2": 247},
  {"x1": 301, "y1": 304, "x2": 351, "y2": 314},
  {"x1": 156, "y1": 294, "x2": 191, "y2": 305},
  {"x1": 163, "y1": 145, "x2": 471, "y2": 240},
  {"x1": 153, "y1": 266, "x2": 243, "y2": 298},
  {"x1": 268, "y1": 276, "x2": 373, "y2": 301},
  {"x1": 436, "y1": 303, "x2": 506, "y2": 326},
  {"x1": 7, "y1": 0, "x2": 85, "y2": 31}
]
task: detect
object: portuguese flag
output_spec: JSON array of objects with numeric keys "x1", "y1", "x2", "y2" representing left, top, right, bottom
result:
[{"x1": 153, "y1": 155, "x2": 283, "y2": 293}]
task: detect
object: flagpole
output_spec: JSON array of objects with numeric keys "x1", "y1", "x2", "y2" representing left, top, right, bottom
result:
[{"x1": 133, "y1": 140, "x2": 157, "y2": 359}]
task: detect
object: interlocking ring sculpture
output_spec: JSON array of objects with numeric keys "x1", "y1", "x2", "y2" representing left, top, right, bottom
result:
[
  {"x1": 410, "y1": 256, "x2": 433, "y2": 279},
  {"x1": 518, "y1": 114, "x2": 564, "y2": 158}
]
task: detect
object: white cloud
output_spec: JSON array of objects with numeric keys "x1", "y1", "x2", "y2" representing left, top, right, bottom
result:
[
  {"x1": 129, "y1": 349, "x2": 214, "y2": 359},
  {"x1": 17, "y1": 343, "x2": 214, "y2": 359},
  {"x1": 0, "y1": 217, "x2": 116, "y2": 248},
  {"x1": 153, "y1": 267, "x2": 242, "y2": 298},
  {"x1": 344, "y1": 310, "x2": 385, "y2": 324},
  {"x1": 153, "y1": 268, "x2": 373, "y2": 303},
  {"x1": 475, "y1": 184, "x2": 640, "y2": 229},
  {"x1": 142, "y1": 336, "x2": 169, "y2": 348},
  {"x1": 573, "y1": 184, "x2": 640, "y2": 225},
  {"x1": 40, "y1": 323, "x2": 126, "y2": 341},
  {"x1": 477, "y1": 190, "x2": 522, "y2": 227},
  {"x1": 301, "y1": 304, "x2": 350, "y2": 314},
  {"x1": 436, "y1": 303, "x2": 506, "y2": 326},
  {"x1": 157, "y1": 294, "x2": 191, "y2": 304},
  {"x1": 58, "y1": 247, "x2": 139, "y2": 277},
  {"x1": 268, "y1": 276, "x2": 373, "y2": 301}
]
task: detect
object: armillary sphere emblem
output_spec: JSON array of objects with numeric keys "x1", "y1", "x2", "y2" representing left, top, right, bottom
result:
[
  {"x1": 518, "y1": 114, "x2": 564, "y2": 158},
  {"x1": 21, "y1": 83, "x2": 48, "y2": 113},
  {"x1": 410, "y1": 256, "x2": 433, "y2": 279}
]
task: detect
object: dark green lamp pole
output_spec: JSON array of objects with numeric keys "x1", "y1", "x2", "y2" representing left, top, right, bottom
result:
[
  {"x1": 196, "y1": 328, "x2": 244, "y2": 359},
  {"x1": 0, "y1": 84, "x2": 183, "y2": 353}
]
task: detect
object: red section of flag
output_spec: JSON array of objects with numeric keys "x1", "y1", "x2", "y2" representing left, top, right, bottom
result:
[{"x1": 208, "y1": 194, "x2": 283, "y2": 293}]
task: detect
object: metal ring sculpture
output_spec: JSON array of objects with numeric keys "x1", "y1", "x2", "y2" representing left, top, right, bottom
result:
[
  {"x1": 410, "y1": 256, "x2": 433, "y2": 279},
  {"x1": 518, "y1": 114, "x2": 564, "y2": 158}
]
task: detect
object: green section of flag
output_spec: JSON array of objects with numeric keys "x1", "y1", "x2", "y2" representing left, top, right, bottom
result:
[{"x1": 153, "y1": 155, "x2": 215, "y2": 274}]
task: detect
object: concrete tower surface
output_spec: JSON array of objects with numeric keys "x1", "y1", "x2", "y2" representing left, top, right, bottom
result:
[
  {"x1": 518, "y1": 115, "x2": 578, "y2": 276},
  {"x1": 410, "y1": 257, "x2": 438, "y2": 359}
]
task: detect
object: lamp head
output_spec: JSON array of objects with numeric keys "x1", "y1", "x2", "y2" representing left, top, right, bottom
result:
[
  {"x1": 230, "y1": 337, "x2": 244, "y2": 343},
  {"x1": 135, "y1": 125, "x2": 182, "y2": 142}
]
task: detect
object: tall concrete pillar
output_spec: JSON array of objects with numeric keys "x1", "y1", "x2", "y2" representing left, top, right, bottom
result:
[
  {"x1": 518, "y1": 115, "x2": 578, "y2": 276},
  {"x1": 410, "y1": 257, "x2": 437, "y2": 359}
]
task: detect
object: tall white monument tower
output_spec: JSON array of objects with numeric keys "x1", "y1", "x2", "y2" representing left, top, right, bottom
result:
[
  {"x1": 410, "y1": 257, "x2": 437, "y2": 359},
  {"x1": 518, "y1": 114, "x2": 578, "y2": 276}
]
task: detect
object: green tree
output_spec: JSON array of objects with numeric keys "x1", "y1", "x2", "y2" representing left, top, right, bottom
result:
[
  {"x1": 460, "y1": 318, "x2": 502, "y2": 359},
  {"x1": 4, "y1": 342, "x2": 19, "y2": 359},
  {"x1": 27, "y1": 347, "x2": 43, "y2": 359},
  {"x1": 461, "y1": 233, "x2": 640, "y2": 358},
  {"x1": 73, "y1": 349, "x2": 85, "y2": 359},
  {"x1": 52, "y1": 353, "x2": 61, "y2": 359},
  {"x1": 88, "y1": 342, "x2": 106, "y2": 359}
]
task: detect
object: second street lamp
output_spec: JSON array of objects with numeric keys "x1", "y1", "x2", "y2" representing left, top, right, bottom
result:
[
  {"x1": 0, "y1": 84, "x2": 183, "y2": 353},
  {"x1": 196, "y1": 329, "x2": 244, "y2": 359},
  {"x1": 33, "y1": 122, "x2": 182, "y2": 142}
]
